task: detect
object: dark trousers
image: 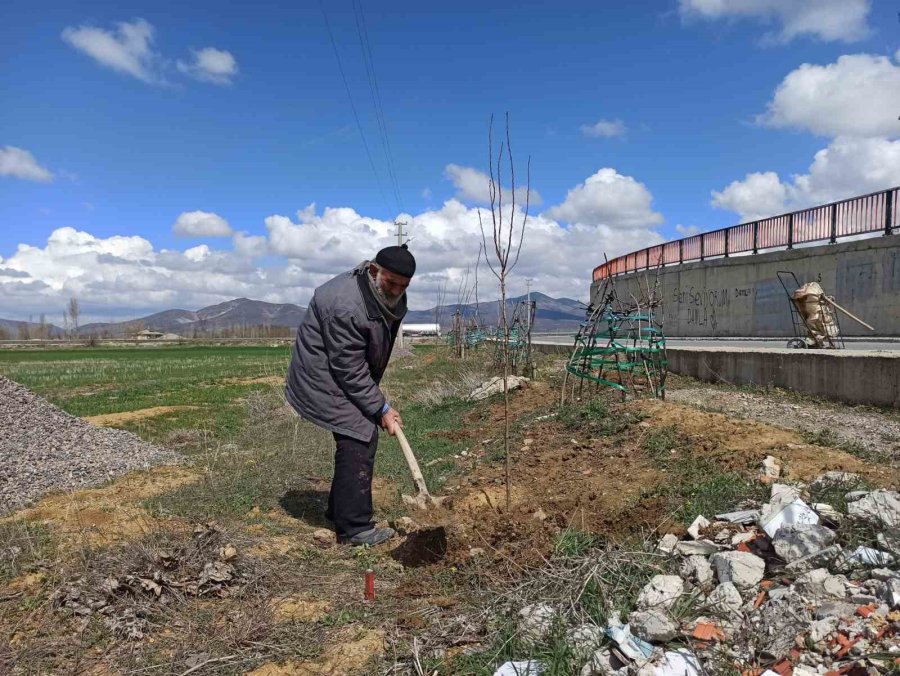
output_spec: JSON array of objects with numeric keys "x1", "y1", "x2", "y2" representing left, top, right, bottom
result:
[{"x1": 326, "y1": 430, "x2": 379, "y2": 538}]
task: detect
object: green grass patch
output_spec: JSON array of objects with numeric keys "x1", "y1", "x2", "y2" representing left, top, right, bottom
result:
[{"x1": 557, "y1": 397, "x2": 643, "y2": 437}]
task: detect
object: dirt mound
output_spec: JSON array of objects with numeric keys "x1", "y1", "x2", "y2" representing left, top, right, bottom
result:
[{"x1": 394, "y1": 383, "x2": 899, "y2": 569}]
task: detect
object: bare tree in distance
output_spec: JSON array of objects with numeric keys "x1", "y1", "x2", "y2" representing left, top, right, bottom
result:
[
  {"x1": 477, "y1": 112, "x2": 531, "y2": 512},
  {"x1": 68, "y1": 297, "x2": 80, "y2": 337},
  {"x1": 433, "y1": 279, "x2": 448, "y2": 343}
]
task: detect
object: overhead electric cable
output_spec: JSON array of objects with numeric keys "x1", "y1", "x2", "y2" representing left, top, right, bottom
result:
[
  {"x1": 319, "y1": 1, "x2": 388, "y2": 210},
  {"x1": 353, "y1": 0, "x2": 404, "y2": 214}
]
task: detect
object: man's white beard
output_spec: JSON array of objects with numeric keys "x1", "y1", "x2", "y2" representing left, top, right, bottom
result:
[{"x1": 374, "y1": 270, "x2": 402, "y2": 309}]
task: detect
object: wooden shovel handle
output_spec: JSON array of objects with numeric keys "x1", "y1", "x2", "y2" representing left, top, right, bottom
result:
[{"x1": 394, "y1": 427, "x2": 430, "y2": 496}]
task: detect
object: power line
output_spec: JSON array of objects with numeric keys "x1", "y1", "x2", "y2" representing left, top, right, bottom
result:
[
  {"x1": 353, "y1": 0, "x2": 404, "y2": 215},
  {"x1": 319, "y1": 1, "x2": 388, "y2": 210}
]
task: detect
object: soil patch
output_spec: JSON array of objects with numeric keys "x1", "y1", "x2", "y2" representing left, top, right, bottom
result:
[
  {"x1": 84, "y1": 406, "x2": 200, "y2": 427},
  {"x1": 636, "y1": 400, "x2": 898, "y2": 485},
  {"x1": 220, "y1": 376, "x2": 284, "y2": 386},
  {"x1": 247, "y1": 627, "x2": 384, "y2": 675},
  {"x1": 3, "y1": 465, "x2": 199, "y2": 546},
  {"x1": 270, "y1": 594, "x2": 332, "y2": 622}
]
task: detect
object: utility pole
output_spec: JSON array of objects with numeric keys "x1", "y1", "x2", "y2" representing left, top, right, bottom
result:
[
  {"x1": 525, "y1": 278, "x2": 533, "y2": 333},
  {"x1": 395, "y1": 221, "x2": 408, "y2": 247},
  {"x1": 395, "y1": 220, "x2": 409, "y2": 349}
]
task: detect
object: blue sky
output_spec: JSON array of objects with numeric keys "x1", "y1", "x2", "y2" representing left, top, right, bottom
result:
[{"x1": 1, "y1": 0, "x2": 898, "y2": 321}]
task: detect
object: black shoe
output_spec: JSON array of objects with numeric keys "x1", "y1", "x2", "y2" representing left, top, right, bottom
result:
[{"x1": 338, "y1": 527, "x2": 396, "y2": 547}]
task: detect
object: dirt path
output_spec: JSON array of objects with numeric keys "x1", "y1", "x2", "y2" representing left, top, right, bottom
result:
[
  {"x1": 84, "y1": 405, "x2": 200, "y2": 427},
  {"x1": 666, "y1": 385, "x2": 900, "y2": 462}
]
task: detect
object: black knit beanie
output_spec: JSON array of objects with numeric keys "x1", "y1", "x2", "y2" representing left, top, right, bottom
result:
[{"x1": 375, "y1": 244, "x2": 416, "y2": 278}]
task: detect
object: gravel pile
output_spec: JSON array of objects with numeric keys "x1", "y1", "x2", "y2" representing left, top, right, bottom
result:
[{"x1": 0, "y1": 375, "x2": 179, "y2": 514}]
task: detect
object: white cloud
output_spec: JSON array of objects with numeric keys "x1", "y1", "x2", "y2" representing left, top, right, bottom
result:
[
  {"x1": 759, "y1": 53, "x2": 900, "y2": 138},
  {"x1": 711, "y1": 137, "x2": 900, "y2": 221},
  {"x1": 444, "y1": 164, "x2": 542, "y2": 206},
  {"x1": 675, "y1": 224, "x2": 702, "y2": 237},
  {"x1": 0, "y1": 167, "x2": 667, "y2": 320},
  {"x1": 421, "y1": 187, "x2": 432, "y2": 200},
  {"x1": 580, "y1": 119, "x2": 627, "y2": 138},
  {"x1": 62, "y1": 18, "x2": 162, "y2": 84},
  {"x1": 0, "y1": 146, "x2": 53, "y2": 182},
  {"x1": 543, "y1": 168, "x2": 664, "y2": 229},
  {"x1": 711, "y1": 171, "x2": 789, "y2": 221},
  {"x1": 678, "y1": 0, "x2": 870, "y2": 44},
  {"x1": 176, "y1": 47, "x2": 238, "y2": 85},
  {"x1": 173, "y1": 211, "x2": 234, "y2": 237}
]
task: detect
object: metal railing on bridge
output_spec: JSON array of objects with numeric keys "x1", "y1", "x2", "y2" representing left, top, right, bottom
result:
[{"x1": 592, "y1": 186, "x2": 899, "y2": 281}]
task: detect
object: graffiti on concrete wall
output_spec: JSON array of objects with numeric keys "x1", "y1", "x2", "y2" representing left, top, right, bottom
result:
[{"x1": 669, "y1": 285, "x2": 757, "y2": 333}]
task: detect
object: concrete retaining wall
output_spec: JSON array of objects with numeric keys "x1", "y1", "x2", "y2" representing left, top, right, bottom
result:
[
  {"x1": 667, "y1": 347, "x2": 900, "y2": 409},
  {"x1": 590, "y1": 235, "x2": 900, "y2": 337},
  {"x1": 531, "y1": 343, "x2": 900, "y2": 408}
]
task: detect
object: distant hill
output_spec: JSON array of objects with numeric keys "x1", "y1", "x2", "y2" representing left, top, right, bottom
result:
[
  {"x1": 76, "y1": 298, "x2": 307, "y2": 337},
  {"x1": 406, "y1": 292, "x2": 587, "y2": 331},
  {"x1": 0, "y1": 292, "x2": 586, "y2": 339},
  {"x1": 0, "y1": 318, "x2": 64, "y2": 339}
]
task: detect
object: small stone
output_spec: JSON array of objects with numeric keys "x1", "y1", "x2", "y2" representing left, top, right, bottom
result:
[
  {"x1": 680, "y1": 555, "x2": 714, "y2": 587},
  {"x1": 656, "y1": 533, "x2": 679, "y2": 554},
  {"x1": 785, "y1": 544, "x2": 844, "y2": 575},
  {"x1": 761, "y1": 455, "x2": 782, "y2": 481},
  {"x1": 523, "y1": 438, "x2": 534, "y2": 446},
  {"x1": 629, "y1": 608, "x2": 678, "y2": 642},
  {"x1": 710, "y1": 551, "x2": 765, "y2": 590},
  {"x1": 848, "y1": 490, "x2": 900, "y2": 529},
  {"x1": 793, "y1": 568, "x2": 847, "y2": 601},
  {"x1": 637, "y1": 575, "x2": 684, "y2": 610},
  {"x1": 468, "y1": 547, "x2": 485, "y2": 558},
  {"x1": 687, "y1": 515, "x2": 710, "y2": 540},
  {"x1": 813, "y1": 503, "x2": 844, "y2": 526},
  {"x1": 312, "y1": 529, "x2": 333, "y2": 546},
  {"x1": 808, "y1": 616, "x2": 839, "y2": 643},
  {"x1": 566, "y1": 623, "x2": 604, "y2": 655},
  {"x1": 731, "y1": 531, "x2": 755, "y2": 546},
  {"x1": 706, "y1": 582, "x2": 743, "y2": 616},
  {"x1": 533, "y1": 508, "x2": 548, "y2": 522},
  {"x1": 519, "y1": 603, "x2": 556, "y2": 642},
  {"x1": 773, "y1": 523, "x2": 836, "y2": 563},
  {"x1": 810, "y1": 471, "x2": 861, "y2": 489},
  {"x1": 871, "y1": 568, "x2": 898, "y2": 582},
  {"x1": 878, "y1": 578, "x2": 900, "y2": 608},
  {"x1": 580, "y1": 648, "x2": 628, "y2": 676},
  {"x1": 814, "y1": 601, "x2": 857, "y2": 620}
]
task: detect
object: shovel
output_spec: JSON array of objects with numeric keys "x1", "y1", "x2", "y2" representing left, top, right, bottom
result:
[{"x1": 394, "y1": 426, "x2": 446, "y2": 509}]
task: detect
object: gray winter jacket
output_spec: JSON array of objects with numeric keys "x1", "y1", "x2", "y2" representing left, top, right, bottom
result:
[{"x1": 285, "y1": 261, "x2": 407, "y2": 442}]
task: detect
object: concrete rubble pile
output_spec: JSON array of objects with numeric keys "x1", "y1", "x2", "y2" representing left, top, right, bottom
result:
[{"x1": 510, "y1": 470, "x2": 900, "y2": 676}]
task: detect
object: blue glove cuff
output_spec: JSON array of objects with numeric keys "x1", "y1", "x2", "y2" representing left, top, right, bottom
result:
[{"x1": 381, "y1": 402, "x2": 391, "y2": 415}]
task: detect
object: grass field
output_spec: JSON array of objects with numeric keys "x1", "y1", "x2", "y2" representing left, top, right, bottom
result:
[{"x1": 2, "y1": 343, "x2": 896, "y2": 674}]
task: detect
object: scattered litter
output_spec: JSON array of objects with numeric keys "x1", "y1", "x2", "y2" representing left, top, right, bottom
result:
[
  {"x1": 674, "y1": 540, "x2": 720, "y2": 556},
  {"x1": 761, "y1": 455, "x2": 782, "y2": 481},
  {"x1": 843, "y1": 545, "x2": 895, "y2": 567},
  {"x1": 759, "y1": 496, "x2": 819, "y2": 538},
  {"x1": 687, "y1": 515, "x2": 709, "y2": 540},
  {"x1": 846, "y1": 490, "x2": 900, "y2": 529},
  {"x1": 649, "y1": 649, "x2": 700, "y2": 676},
  {"x1": 470, "y1": 376, "x2": 529, "y2": 401},
  {"x1": 715, "y1": 509, "x2": 760, "y2": 524},
  {"x1": 494, "y1": 661, "x2": 545, "y2": 676},
  {"x1": 606, "y1": 618, "x2": 654, "y2": 662},
  {"x1": 656, "y1": 533, "x2": 679, "y2": 554}
]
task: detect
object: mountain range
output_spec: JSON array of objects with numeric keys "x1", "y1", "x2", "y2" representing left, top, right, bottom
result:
[{"x1": 0, "y1": 292, "x2": 587, "y2": 338}]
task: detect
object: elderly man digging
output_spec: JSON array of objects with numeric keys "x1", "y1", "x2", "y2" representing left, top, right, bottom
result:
[{"x1": 285, "y1": 245, "x2": 415, "y2": 546}]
